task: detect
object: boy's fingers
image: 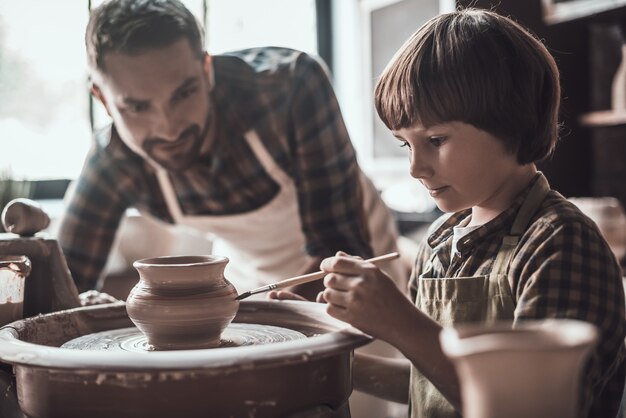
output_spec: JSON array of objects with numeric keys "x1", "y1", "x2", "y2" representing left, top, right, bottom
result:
[
  {"x1": 323, "y1": 288, "x2": 349, "y2": 309},
  {"x1": 316, "y1": 291, "x2": 326, "y2": 303},
  {"x1": 266, "y1": 290, "x2": 307, "y2": 301},
  {"x1": 321, "y1": 255, "x2": 365, "y2": 274},
  {"x1": 334, "y1": 251, "x2": 364, "y2": 260},
  {"x1": 323, "y1": 273, "x2": 352, "y2": 291}
]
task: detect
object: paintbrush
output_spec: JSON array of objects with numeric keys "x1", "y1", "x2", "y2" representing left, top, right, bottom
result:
[{"x1": 234, "y1": 252, "x2": 400, "y2": 301}]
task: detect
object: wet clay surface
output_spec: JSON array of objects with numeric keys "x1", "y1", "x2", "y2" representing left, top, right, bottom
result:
[
  {"x1": 0, "y1": 302, "x2": 23, "y2": 327},
  {"x1": 62, "y1": 323, "x2": 307, "y2": 351}
]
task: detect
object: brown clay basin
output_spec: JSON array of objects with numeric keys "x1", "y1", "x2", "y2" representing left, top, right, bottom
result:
[{"x1": 0, "y1": 300, "x2": 371, "y2": 418}]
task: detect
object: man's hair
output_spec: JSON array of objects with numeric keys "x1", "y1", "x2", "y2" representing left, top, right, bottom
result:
[
  {"x1": 86, "y1": 0, "x2": 205, "y2": 74},
  {"x1": 374, "y1": 9, "x2": 560, "y2": 164}
]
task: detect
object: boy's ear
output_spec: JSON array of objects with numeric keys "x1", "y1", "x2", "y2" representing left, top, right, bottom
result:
[{"x1": 90, "y1": 83, "x2": 112, "y2": 117}]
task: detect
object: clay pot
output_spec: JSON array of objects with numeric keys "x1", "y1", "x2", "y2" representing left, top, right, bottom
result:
[
  {"x1": 440, "y1": 319, "x2": 598, "y2": 418},
  {"x1": 127, "y1": 255, "x2": 238, "y2": 350}
]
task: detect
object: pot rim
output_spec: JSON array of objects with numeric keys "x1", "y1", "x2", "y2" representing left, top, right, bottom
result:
[
  {"x1": 440, "y1": 319, "x2": 599, "y2": 358},
  {"x1": 133, "y1": 255, "x2": 229, "y2": 268}
]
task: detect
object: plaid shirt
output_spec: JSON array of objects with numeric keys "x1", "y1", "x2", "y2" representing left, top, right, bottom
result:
[
  {"x1": 409, "y1": 174, "x2": 626, "y2": 418},
  {"x1": 58, "y1": 47, "x2": 372, "y2": 291}
]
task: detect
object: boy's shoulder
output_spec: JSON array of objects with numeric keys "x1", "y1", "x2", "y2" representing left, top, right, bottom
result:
[
  {"x1": 533, "y1": 190, "x2": 599, "y2": 231},
  {"x1": 523, "y1": 190, "x2": 610, "y2": 247},
  {"x1": 421, "y1": 187, "x2": 606, "y2": 247}
]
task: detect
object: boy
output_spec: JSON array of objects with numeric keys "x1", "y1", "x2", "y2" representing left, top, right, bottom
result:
[{"x1": 315, "y1": 9, "x2": 625, "y2": 418}]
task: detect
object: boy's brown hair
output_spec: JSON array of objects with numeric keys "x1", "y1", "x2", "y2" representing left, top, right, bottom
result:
[
  {"x1": 86, "y1": 0, "x2": 205, "y2": 75},
  {"x1": 374, "y1": 9, "x2": 560, "y2": 164}
]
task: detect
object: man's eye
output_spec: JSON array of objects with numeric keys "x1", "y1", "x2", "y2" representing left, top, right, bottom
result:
[
  {"x1": 429, "y1": 136, "x2": 446, "y2": 147},
  {"x1": 174, "y1": 87, "x2": 198, "y2": 101},
  {"x1": 126, "y1": 103, "x2": 149, "y2": 113}
]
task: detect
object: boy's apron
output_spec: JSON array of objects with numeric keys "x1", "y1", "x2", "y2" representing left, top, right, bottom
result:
[
  {"x1": 155, "y1": 129, "x2": 405, "y2": 294},
  {"x1": 410, "y1": 175, "x2": 550, "y2": 418}
]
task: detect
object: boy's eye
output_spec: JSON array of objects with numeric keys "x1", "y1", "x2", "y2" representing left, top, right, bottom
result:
[
  {"x1": 429, "y1": 136, "x2": 446, "y2": 147},
  {"x1": 399, "y1": 141, "x2": 411, "y2": 150}
]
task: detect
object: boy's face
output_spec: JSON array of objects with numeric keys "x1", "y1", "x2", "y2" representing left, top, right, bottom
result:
[
  {"x1": 91, "y1": 38, "x2": 212, "y2": 171},
  {"x1": 392, "y1": 121, "x2": 526, "y2": 216}
]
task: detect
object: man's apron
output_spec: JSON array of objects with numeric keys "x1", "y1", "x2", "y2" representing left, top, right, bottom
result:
[
  {"x1": 155, "y1": 129, "x2": 404, "y2": 294},
  {"x1": 410, "y1": 175, "x2": 550, "y2": 418}
]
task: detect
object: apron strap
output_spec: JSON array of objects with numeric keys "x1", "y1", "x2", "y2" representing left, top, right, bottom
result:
[
  {"x1": 491, "y1": 174, "x2": 550, "y2": 275},
  {"x1": 155, "y1": 129, "x2": 291, "y2": 225},
  {"x1": 156, "y1": 169, "x2": 185, "y2": 223},
  {"x1": 244, "y1": 130, "x2": 291, "y2": 186}
]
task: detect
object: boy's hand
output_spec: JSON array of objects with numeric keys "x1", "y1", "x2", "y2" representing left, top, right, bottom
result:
[
  {"x1": 267, "y1": 289, "x2": 327, "y2": 302},
  {"x1": 266, "y1": 290, "x2": 308, "y2": 301},
  {"x1": 320, "y1": 251, "x2": 413, "y2": 343}
]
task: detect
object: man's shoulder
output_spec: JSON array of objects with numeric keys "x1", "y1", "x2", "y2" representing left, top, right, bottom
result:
[
  {"x1": 215, "y1": 47, "x2": 327, "y2": 79},
  {"x1": 86, "y1": 125, "x2": 144, "y2": 172}
]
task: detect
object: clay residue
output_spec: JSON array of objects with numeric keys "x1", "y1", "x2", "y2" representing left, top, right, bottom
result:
[{"x1": 0, "y1": 301, "x2": 23, "y2": 327}]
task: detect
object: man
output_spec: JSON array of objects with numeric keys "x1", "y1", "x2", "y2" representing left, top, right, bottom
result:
[{"x1": 58, "y1": 0, "x2": 403, "y2": 300}]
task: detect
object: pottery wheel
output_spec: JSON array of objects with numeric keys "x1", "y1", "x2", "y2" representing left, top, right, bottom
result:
[{"x1": 61, "y1": 323, "x2": 307, "y2": 352}]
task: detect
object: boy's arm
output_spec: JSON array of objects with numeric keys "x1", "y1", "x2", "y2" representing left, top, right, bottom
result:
[
  {"x1": 320, "y1": 256, "x2": 463, "y2": 411},
  {"x1": 383, "y1": 300, "x2": 462, "y2": 411},
  {"x1": 352, "y1": 352, "x2": 411, "y2": 404}
]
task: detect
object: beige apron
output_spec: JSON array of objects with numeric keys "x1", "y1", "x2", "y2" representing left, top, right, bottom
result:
[
  {"x1": 155, "y1": 129, "x2": 405, "y2": 294},
  {"x1": 410, "y1": 175, "x2": 550, "y2": 418}
]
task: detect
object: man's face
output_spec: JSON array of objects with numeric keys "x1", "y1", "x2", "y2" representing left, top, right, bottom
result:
[{"x1": 92, "y1": 38, "x2": 212, "y2": 171}]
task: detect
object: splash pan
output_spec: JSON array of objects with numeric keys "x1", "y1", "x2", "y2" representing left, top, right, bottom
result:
[{"x1": 0, "y1": 300, "x2": 371, "y2": 418}]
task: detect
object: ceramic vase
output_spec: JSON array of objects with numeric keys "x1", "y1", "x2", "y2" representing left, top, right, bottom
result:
[
  {"x1": 127, "y1": 255, "x2": 239, "y2": 350},
  {"x1": 440, "y1": 319, "x2": 598, "y2": 418},
  {"x1": 0, "y1": 255, "x2": 31, "y2": 326},
  {"x1": 612, "y1": 43, "x2": 626, "y2": 112}
]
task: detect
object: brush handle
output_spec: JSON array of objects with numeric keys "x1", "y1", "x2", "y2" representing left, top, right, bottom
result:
[{"x1": 242, "y1": 252, "x2": 400, "y2": 298}]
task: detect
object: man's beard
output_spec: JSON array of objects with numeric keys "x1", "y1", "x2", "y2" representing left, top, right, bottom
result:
[{"x1": 142, "y1": 115, "x2": 211, "y2": 172}]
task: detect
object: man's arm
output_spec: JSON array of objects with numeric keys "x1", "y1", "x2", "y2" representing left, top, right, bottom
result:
[
  {"x1": 58, "y1": 146, "x2": 129, "y2": 292},
  {"x1": 288, "y1": 53, "x2": 373, "y2": 261}
]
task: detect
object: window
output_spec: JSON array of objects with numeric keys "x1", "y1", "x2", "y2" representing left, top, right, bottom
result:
[
  {"x1": 0, "y1": 1, "x2": 317, "y2": 182},
  {"x1": 0, "y1": 2, "x2": 91, "y2": 181},
  {"x1": 206, "y1": 0, "x2": 317, "y2": 54},
  {"x1": 332, "y1": 0, "x2": 454, "y2": 187}
]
